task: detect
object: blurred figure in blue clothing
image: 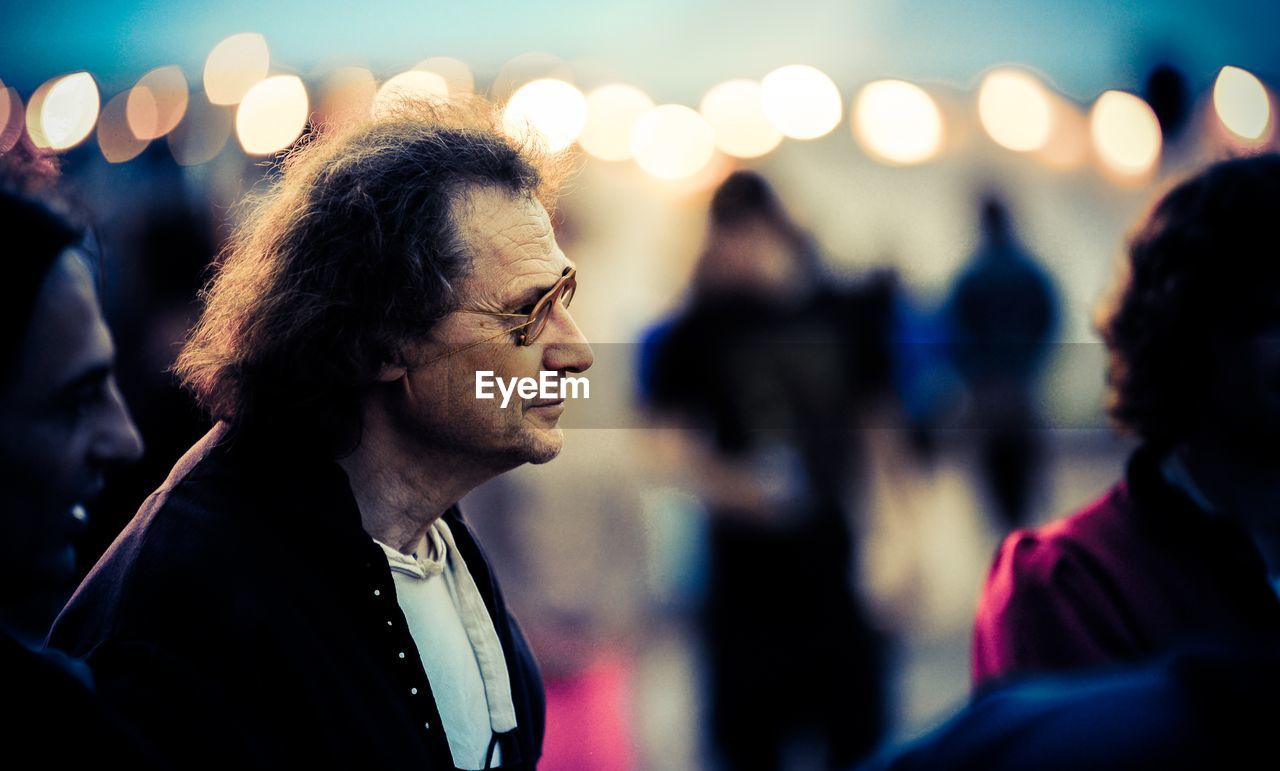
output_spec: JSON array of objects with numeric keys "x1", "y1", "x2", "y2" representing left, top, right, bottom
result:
[{"x1": 944, "y1": 194, "x2": 1058, "y2": 530}]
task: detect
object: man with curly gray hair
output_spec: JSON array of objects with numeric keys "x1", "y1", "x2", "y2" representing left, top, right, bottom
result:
[{"x1": 51, "y1": 99, "x2": 592, "y2": 770}]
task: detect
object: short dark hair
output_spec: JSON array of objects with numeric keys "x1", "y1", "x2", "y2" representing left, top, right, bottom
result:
[
  {"x1": 1098, "y1": 153, "x2": 1280, "y2": 445},
  {"x1": 175, "y1": 97, "x2": 561, "y2": 454}
]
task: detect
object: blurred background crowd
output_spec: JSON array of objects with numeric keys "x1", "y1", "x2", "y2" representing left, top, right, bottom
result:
[{"x1": 3, "y1": 1, "x2": 1279, "y2": 768}]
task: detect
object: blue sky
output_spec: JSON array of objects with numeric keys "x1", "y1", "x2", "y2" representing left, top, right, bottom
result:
[{"x1": 3, "y1": 0, "x2": 1278, "y2": 102}]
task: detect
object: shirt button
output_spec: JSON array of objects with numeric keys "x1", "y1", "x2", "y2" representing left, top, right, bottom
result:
[
  {"x1": 398, "y1": 651, "x2": 406, "y2": 659},
  {"x1": 386, "y1": 620, "x2": 393, "y2": 627},
  {"x1": 410, "y1": 687, "x2": 418, "y2": 695},
  {"x1": 424, "y1": 722, "x2": 431, "y2": 731},
  {"x1": 373, "y1": 589, "x2": 381, "y2": 597}
]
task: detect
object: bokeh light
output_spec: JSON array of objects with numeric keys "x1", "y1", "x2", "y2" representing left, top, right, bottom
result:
[
  {"x1": 502, "y1": 78, "x2": 588, "y2": 153},
  {"x1": 127, "y1": 65, "x2": 189, "y2": 140},
  {"x1": 27, "y1": 72, "x2": 100, "y2": 150},
  {"x1": 0, "y1": 84, "x2": 21, "y2": 154},
  {"x1": 316, "y1": 66, "x2": 376, "y2": 127},
  {"x1": 1034, "y1": 94, "x2": 1089, "y2": 171},
  {"x1": 235, "y1": 75, "x2": 309, "y2": 155},
  {"x1": 98, "y1": 91, "x2": 149, "y2": 163},
  {"x1": 373, "y1": 70, "x2": 449, "y2": 117},
  {"x1": 760, "y1": 65, "x2": 842, "y2": 140},
  {"x1": 203, "y1": 33, "x2": 270, "y2": 106},
  {"x1": 168, "y1": 90, "x2": 233, "y2": 166},
  {"x1": 0, "y1": 80, "x2": 10, "y2": 141},
  {"x1": 578, "y1": 83, "x2": 654, "y2": 162},
  {"x1": 417, "y1": 57, "x2": 474, "y2": 95},
  {"x1": 1090, "y1": 90, "x2": 1162, "y2": 177},
  {"x1": 630, "y1": 104, "x2": 716, "y2": 180},
  {"x1": 1213, "y1": 66, "x2": 1271, "y2": 141},
  {"x1": 978, "y1": 68, "x2": 1053, "y2": 152},
  {"x1": 853, "y1": 79, "x2": 944, "y2": 165},
  {"x1": 700, "y1": 79, "x2": 783, "y2": 159}
]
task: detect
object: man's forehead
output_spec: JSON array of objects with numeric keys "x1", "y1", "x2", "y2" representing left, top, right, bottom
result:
[
  {"x1": 457, "y1": 187, "x2": 570, "y2": 289},
  {"x1": 17, "y1": 251, "x2": 112, "y2": 391}
]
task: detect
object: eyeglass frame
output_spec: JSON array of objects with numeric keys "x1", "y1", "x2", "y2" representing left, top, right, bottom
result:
[{"x1": 423, "y1": 266, "x2": 577, "y2": 365}]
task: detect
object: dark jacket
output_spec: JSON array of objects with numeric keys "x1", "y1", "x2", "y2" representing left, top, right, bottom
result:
[
  {"x1": 49, "y1": 424, "x2": 545, "y2": 769},
  {"x1": 867, "y1": 648, "x2": 1280, "y2": 771},
  {"x1": 1, "y1": 630, "x2": 166, "y2": 768}
]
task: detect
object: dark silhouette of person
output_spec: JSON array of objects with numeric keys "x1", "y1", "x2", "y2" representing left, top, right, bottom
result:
[
  {"x1": 944, "y1": 194, "x2": 1057, "y2": 530},
  {"x1": 643, "y1": 171, "x2": 891, "y2": 770},
  {"x1": 871, "y1": 154, "x2": 1280, "y2": 771},
  {"x1": 973, "y1": 154, "x2": 1280, "y2": 690},
  {"x1": 0, "y1": 177, "x2": 160, "y2": 767}
]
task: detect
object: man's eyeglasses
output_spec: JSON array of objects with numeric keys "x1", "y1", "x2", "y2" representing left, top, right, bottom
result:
[{"x1": 425, "y1": 267, "x2": 577, "y2": 364}]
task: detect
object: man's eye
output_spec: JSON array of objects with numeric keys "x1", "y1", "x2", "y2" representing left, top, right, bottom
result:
[{"x1": 67, "y1": 380, "x2": 107, "y2": 412}]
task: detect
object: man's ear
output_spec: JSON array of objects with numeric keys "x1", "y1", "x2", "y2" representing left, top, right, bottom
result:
[{"x1": 377, "y1": 363, "x2": 407, "y2": 383}]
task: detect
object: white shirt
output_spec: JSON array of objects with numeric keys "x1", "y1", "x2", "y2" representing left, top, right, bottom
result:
[{"x1": 375, "y1": 520, "x2": 517, "y2": 769}]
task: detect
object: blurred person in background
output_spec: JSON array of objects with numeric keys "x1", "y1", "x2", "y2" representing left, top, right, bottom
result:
[
  {"x1": 643, "y1": 170, "x2": 892, "y2": 770},
  {"x1": 943, "y1": 193, "x2": 1058, "y2": 531},
  {"x1": 972, "y1": 154, "x2": 1280, "y2": 690},
  {"x1": 50, "y1": 99, "x2": 591, "y2": 770},
  {"x1": 0, "y1": 167, "x2": 158, "y2": 763}
]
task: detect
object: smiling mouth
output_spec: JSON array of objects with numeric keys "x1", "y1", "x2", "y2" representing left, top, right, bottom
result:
[{"x1": 527, "y1": 400, "x2": 565, "y2": 409}]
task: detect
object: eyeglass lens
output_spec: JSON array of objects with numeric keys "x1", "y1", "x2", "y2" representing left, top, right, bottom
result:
[{"x1": 524, "y1": 278, "x2": 575, "y2": 344}]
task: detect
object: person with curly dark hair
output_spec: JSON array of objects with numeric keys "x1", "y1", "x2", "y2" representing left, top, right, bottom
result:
[
  {"x1": 49, "y1": 98, "x2": 591, "y2": 770},
  {"x1": 971, "y1": 154, "x2": 1280, "y2": 690}
]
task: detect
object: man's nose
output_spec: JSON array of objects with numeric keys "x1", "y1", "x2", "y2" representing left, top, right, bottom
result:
[
  {"x1": 543, "y1": 303, "x2": 594, "y2": 374},
  {"x1": 91, "y1": 377, "x2": 144, "y2": 464}
]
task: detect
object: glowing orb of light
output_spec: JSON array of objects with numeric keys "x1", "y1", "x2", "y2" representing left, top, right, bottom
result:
[
  {"x1": 27, "y1": 72, "x2": 99, "y2": 150},
  {"x1": 760, "y1": 64, "x2": 842, "y2": 140},
  {"x1": 98, "y1": 91, "x2": 149, "y2": 163},
  {"x1": 127, "y1": 66, "x2": 189, "y2": 140},
  {"x1": 578, "y1": 83, "x2": 654, "y2": 161},
  {"x1": 0, "y1": 84, "x2": 22, "y2": 154},
  {"x1": 700, "y1": 79, "x2": 783, "y2": 159},
  {"x1": 853, "y1": 79, "x2": 944, "y2": 165},
  {"x1": 373, "y1": 70, "x2": 449, "y2": 117},
  {"x1": 235, "y1": 75, "x2": 309, "y2": 156},
  {"x1": 1090, "y1": 90, "x2": 1162, "y2": 177},
  {"x1": 417, "y1": 57, "x2": 474, "y2": 94},
  {"x1": 502, "y1": 78, "x2": 588, "y2": 153},
  {"x1": 1034, "y1": 95, "x2": 1089, "y2": 171},
  {"x1": 630, "y1": 104, "x2": 716, "y2": 180},
  {"x1": 1213, "y1": 66, "x2": 1271, "y2": 141},
  {"x1": 203, "y1": 33, "x2": 270, "y2": 106},
  {"x1": 316, "y1": 67, "x2": 377, "y2": 127},
  {"x1": 978, "y1": 68, "x2": 1053, "y2": 152},
  {"x1": 168, "y1": 90, "x2": 233, "y2": 166}
]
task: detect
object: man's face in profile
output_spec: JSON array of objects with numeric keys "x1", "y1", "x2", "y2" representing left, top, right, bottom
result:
[
  {"x1": 0, "y1": 249, "x2": 142, "y2": 592},
  {"x1": 388, "y1": 187, "x2": 593, "y2": 470}
]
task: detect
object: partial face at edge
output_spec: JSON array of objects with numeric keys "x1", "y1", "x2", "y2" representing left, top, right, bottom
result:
[{"x1": 0, "y1": 249, "x2": 143, "y2": 590}]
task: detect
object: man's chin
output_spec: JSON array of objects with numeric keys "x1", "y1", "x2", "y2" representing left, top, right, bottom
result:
[{"x1": 523, "y1": 426, "x2": 564, "y2": 465}]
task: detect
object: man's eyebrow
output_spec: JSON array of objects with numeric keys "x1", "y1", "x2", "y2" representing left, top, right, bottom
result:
[
  {"x1": 502, "y1": 265, "x2": 573, "y2": 311},
  {"x1": 507, "y1": 284, "x2": 551, "y2": 310},
  {"x1": 55, "y1": 363, "x2": 111, "y2": 397}
]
